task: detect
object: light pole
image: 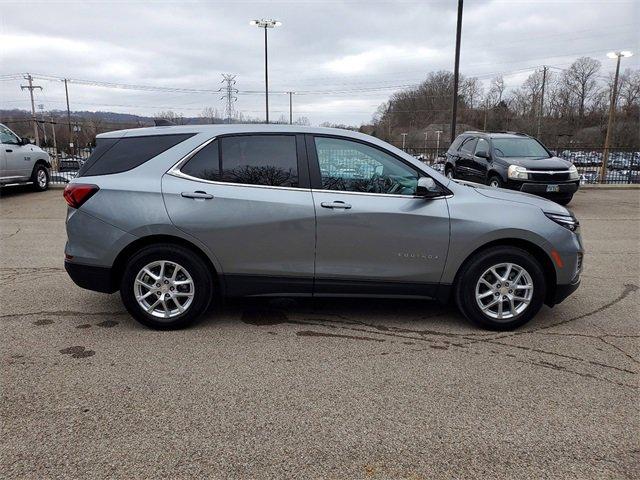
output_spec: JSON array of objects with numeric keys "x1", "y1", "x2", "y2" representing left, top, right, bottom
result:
[
  {"x1": 601, "y1": 50, "x2": 633, "y2": 182},
  {"x1": 435, "y1": 130, "x2": 443, "y2": 156},
  {"x1": 401, "y1": 133, "x2": 408, "y2": 150},
  {"x1": 250, "y1": 19, "x2": 281, "y2": 124},
  {"x1": 287, "y1": 91, "x2": 295, "y2": 124}
]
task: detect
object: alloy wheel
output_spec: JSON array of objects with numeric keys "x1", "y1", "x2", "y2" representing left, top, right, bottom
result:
[
  {"x1": 37, "y1": 169, "x2": 47, "y2": 188},
  {"x1": 134, "y1": 260, "x2": 195, "y2": 319},
  {"x1": 474, "y1": 262, "x2": 533, "y2": 321}
]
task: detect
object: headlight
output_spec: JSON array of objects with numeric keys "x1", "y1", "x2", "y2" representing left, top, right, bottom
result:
[
  {"x1": 508, "y1": 165, "x2": 529, "y2": 180},
  {"x1": 568, "y1": 164, "x2": 579, "y2": 180},
  {"x1": 545, "y1": 212, "x2": 580, "y2": 233}
]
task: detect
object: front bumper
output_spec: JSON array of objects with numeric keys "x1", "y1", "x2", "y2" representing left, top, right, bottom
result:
[
  {"x1": 552, "y1": 278, "x2": 581, "y2": 305},
  {"x1": 506, "y1": 180, "x2": 579, "y2": 197},
  {"x1": 65, "y1": 260, "x2": 117, "y2": 293}
]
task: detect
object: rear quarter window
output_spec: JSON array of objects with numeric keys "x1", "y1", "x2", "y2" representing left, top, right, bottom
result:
[{"x1": 78, "y1": 133, "x2": 195, "y2": 177}]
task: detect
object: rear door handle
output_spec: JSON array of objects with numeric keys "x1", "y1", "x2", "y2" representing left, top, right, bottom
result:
[
  {"x1": 320, "y1": 201, "x2": 352, "y2": 209},
  {"x1": 181, "y1": 191, "x2": 213, "y2": 200}
]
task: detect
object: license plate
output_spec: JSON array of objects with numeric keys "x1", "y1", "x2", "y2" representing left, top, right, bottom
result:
[{"x1": 546, "y1": 184, "x2": 560, "y2": 192}]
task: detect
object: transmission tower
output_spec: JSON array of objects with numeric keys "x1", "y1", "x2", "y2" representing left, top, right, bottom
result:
[{"x1": 219, "y1": 74, "x2": 238, "y2": 124}]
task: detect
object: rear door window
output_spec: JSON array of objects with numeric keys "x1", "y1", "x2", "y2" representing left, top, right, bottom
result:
[
  {"x1": 180, "y1": 135, "x2": 299, "y2": 188},
  {"x1": 79, "y1": 133, "x2": 195, "y2": 177}
]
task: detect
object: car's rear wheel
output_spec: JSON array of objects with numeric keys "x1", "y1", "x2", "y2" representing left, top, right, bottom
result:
[
  {"x1": 445, "y1": 166, "x2": 454, "y2": 180},
  {"x1": 455, "y1": 246, "x2": 546, "y2": 330},
  {"x1": 31, "y1": 164, "x2": 49, "y2": 191},
  {"x1": 120, "y1": 244, "x2": 213, "y2": 329}
]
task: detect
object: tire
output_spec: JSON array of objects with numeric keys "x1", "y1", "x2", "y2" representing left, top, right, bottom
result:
[
  {"x1": 454, "y1": 246, "x2": 546, "y2": 330},
  {"x1": 31, "y1": 164, "x2": 49, "y2": 191},
  {"x1": 487, "y1": 175, "x2": 503, "y2": 188},
  {"x1": 555, "y1": 195, "x2": 573, "y2": 206},
  {"x1": 120, "y1": 244, "x2": 214, "y2": 329},
  {"x1": 445, "y1": 166, "x2": 455, "y2": 180}
]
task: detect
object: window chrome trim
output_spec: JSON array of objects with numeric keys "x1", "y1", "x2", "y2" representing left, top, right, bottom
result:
[
  {"x1": 167, "y1": 135, "x2": 452, "y2": 198},
  {"x1": 167, "y1": 136, "x2": 306, "y2": 192},
  {"x1": 311, "y1": 188, "x2": 451, "y2": 200}
]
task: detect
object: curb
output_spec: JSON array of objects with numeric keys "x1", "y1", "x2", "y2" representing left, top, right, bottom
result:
[{"x1": 579, "y1": 184, "x2": 640, "y2": 190}]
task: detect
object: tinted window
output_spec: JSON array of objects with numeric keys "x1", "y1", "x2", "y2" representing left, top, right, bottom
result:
[
  {"x1": 181, "y1": 140, "x2": 220, "y2": 181},
  {"x1": 448, "y1": 136, "x2": 464, "y2": 153},
  {"x1": 460, "y1": 137, "x2": 477, "y2": 153},
  {"x1": 315, "y1": 137, "x2": 419, "y2": 195},
  {"x1": 475, "y1": 138, "x2": 490, "y2": 155},
  {"x1": 79, "y1": 133, "x2": 195, "y2": 177},
  {"x1": 219, "y1": 135, "x2": 298, "y2": 187},
  {"x1": 492, "y1": 138, "x2": 550, "y2": 158}
]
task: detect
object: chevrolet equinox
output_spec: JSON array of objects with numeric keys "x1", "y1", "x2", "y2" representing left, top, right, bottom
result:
[{"x1": 64, "y1": 125, "x2": 583, "y2": 330}]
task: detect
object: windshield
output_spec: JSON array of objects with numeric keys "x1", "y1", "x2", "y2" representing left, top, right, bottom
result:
[{"x1": 492, "y1": 138, "x2": 550, "y2": 158}]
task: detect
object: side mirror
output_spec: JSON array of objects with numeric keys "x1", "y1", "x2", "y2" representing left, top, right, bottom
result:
[
  {"x1": 19, "y1": 137, "x2": 31, "y2": 146},
  {"x1": 416, "y1": 177, "x2": 441, "y2": 198},
  {"x1": 475, "y1": 150, "x2": 490, "y2": 159}
]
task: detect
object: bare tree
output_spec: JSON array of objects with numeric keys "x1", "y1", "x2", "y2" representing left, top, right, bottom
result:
[
  {"x1": 201, "y1": 107, "x2": 219, "y2": 124},
  {"x1": 156, "y1": 110, "x2": 185, "y2": 125},
  {"x1": 462, "y1": 77, "x2": 483, "y2": 109},
  {"x1": 619, "y1": 68, "x2": 640, "y2": 108},
  {"x1": 563, "y1": 56, "x2": 601, "y2": 118}
]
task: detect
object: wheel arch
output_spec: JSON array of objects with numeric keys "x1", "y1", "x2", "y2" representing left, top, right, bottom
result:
[
  {"x1": 449, "y1": 238, "x2": 557, "y2": 306},
  {"x1": 111, "y1": 234, "x2": 222, "y2": 294}
]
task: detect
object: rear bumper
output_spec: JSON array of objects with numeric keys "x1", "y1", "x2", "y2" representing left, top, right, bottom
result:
[{"x1": 65, "y1": 260, "x2": 117, "y2": 293}]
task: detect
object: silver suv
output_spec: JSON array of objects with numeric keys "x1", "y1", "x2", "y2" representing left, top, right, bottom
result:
[{"x1": 64, "y1": 125, "x2": 583, "y2": 330}]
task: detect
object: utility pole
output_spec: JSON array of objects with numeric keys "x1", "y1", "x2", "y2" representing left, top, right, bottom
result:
[
  {"x1": 601, "y1": 53, "x2": 624, "y2": 182},
  {"x1": 64, "y1": 79, "x2": 74, "y2": 155},
  {"x1": 450, "y1": 0, "x2": 463, "y2": 144},
  {"x1": 536, "y1": 66, "x2": 547, "y2": 138},
  {"x1": 401, "y1": 133, "x2": 408, "y2": 150},
  {"x1": 436, "y1": 130, "x2": 443, "y2": 156},
  {"x1": 219, "y1": 74, "x2": 238, "y2": 124},
  {"x1": 287, "y1": 91, "x2": 294, "y2": 124},
  {"x1": 50, "y1": 116, "x2": 58, "y2": 157},
  {"x1": 20, "y1": 74, "x2": 42, "y2": 145},
  {"x1": 38, "y1": 104, "x2": 47, "y2": 145},
  {"x1": 424, "y1": 131, "x2": 428, "y2": 149}
]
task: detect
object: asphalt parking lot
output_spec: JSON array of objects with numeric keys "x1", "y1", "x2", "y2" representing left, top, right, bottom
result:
[{"x1": 1, "y1": 186, "x2": 638, "y2": 479}]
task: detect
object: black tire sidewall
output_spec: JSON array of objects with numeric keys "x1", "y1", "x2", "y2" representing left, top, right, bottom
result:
[
  {"x1": 120, "y1": 244, "x2": 213, "y2": 329},
  {"x1": 456, "y1": 247, "x2": 546, "y2": 330},
  {"x1": 488, "y1": 175, "x2": 503, "y2": 188}
]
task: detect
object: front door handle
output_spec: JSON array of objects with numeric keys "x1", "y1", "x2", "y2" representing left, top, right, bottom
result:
[
  {"x1": 5, "y1": 149, "x2": 12, "y2": 153},
  {"x1": 181, "y1": 191, "x2": 213, "y2": 200},
  {"x1": 320, "y1": 201, "x2": 352, "y2": 209}
]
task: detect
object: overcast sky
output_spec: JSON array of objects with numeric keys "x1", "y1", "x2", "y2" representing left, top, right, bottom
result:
[{"x1": 1, "y1": 0, "x2": 639, "y2": 125}]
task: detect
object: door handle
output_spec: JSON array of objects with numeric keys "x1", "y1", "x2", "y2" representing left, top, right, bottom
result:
[
  {"x1": 181, "y1": 191, "x2": 213, "y2": 199},
  {"x1": 320, "y1": 201, "x2": 351, "y2": 209},
  {"x1": 5, "y1": 149, "x2": 12, "y2": 153}
]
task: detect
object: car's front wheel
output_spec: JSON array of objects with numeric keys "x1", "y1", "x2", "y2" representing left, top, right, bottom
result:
[
  {"x1": 445, "y1": 166, "x2": 455, "y2": 180},
  {"x1": 120, "y1": 244, "x2": 214, "y2": 329},
  {"x1": 455, "y1": 246, "x2": 546, "y2": 330},
  {"x1": 31, "y1": 164, "x2": 49, "y2": 191}
]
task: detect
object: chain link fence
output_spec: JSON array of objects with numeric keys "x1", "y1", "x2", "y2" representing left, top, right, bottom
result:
[{"x1": 43, "y1": 145, "x2": 640, "y2": 186}]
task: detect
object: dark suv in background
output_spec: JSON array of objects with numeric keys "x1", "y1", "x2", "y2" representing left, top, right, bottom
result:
[{"x1": 445, "y1": 132, "x2": 580, "y2": 205}]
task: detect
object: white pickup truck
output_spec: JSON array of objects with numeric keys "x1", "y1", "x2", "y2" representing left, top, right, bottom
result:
[{"x1": 0, "y1": 123, "x2": 51, "y2": 191}]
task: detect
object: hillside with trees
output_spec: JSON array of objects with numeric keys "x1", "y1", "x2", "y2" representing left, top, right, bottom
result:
[{"x1": 367, "y1": 57, "x2": 640, "y2": 149}]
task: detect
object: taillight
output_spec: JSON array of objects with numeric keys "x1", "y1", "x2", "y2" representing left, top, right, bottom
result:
[{"x1": 63, "y1": 183, "x2": 99, "y2": 208}]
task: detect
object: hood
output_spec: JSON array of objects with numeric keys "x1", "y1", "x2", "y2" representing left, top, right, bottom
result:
[
  {"x1": 457, "y1": 181, "x2": 570, "y2": 215},
  {"x1": 499, "y1": 156, "x2": 572, "y2": 169}
]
